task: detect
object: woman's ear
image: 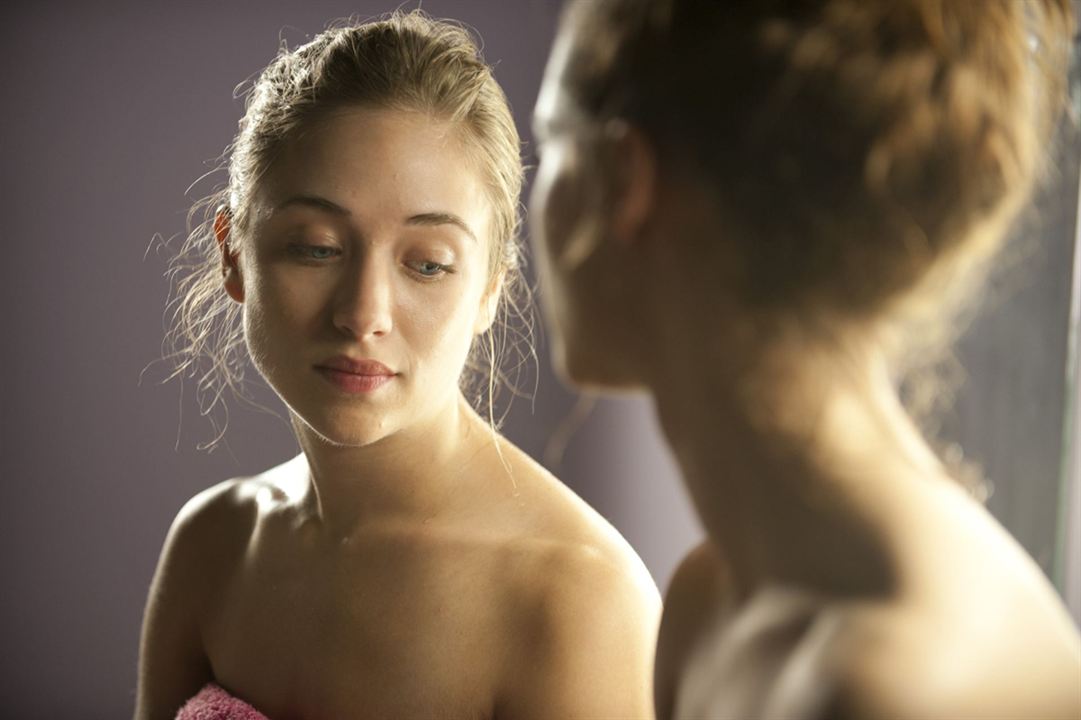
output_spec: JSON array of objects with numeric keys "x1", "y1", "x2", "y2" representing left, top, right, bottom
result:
[
  {"x1": 474, "y1": 272, "x2": 504, "y2": 335},
  {"x1": 604, "y1": 120, "x2": 657, "y2": 246},
  {"x1": 214, "y1": 208, "x2": 245, "y2": 304}
]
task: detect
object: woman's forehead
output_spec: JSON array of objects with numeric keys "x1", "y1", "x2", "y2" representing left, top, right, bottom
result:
[{"x1": 252, "y1": 108, "x2": 492, "y2": 231}]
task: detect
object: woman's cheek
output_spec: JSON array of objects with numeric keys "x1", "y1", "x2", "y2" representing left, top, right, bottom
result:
[
  {"x1": 404, "y1": 276, "x2": 484, "y2": 358},
  {"x1": 401, "y1": 282, "x2": 464, "y2": 341}
]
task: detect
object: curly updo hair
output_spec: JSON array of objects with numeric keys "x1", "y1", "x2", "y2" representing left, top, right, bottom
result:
[
  {"x1": 559, "y1": 0, "x2": 1073, "y2": 357},
  {"x1": 165, "y1": 11, "x2": 530, "y2": 446}
]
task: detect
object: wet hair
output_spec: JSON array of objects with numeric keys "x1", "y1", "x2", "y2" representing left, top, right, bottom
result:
[
  {"x1": 164, "y1": 10, "x2": 531, "y2": 446},
  {"x1": 558, "y1": 0, "x2": 1073, "y2": 357}
]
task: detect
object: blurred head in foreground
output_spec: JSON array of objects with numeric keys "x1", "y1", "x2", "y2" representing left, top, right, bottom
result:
[{"x1": 532, "y1": 0, "x2": 1071, "y2": 397}]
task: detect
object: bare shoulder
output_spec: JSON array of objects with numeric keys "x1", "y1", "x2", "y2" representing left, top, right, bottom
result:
[
  {"x1": 492, "y1": 434, "x2": 661, "y2": 625},
  {"x1": 490, "y1": 435, "x2": 659, "y2": 593},
  {"x1": 154, "y1": 476, "x2": 269, "y2": 590},
  {"x1": 488, "y1": 442, "x2": 661, "y2": 719},
  {"x1": 496, "y1": 536, "x2": 661, "y2": 720},
  {"x1": 655, "y1": 541, "x2": 731, "y2": 720},
  {"x1": 147, "y1": 475, "x2": 267, "y2": 623},
  {"x1": 134, "y1": 472, "x2": 277, "y2": 720},
  {"x1": 163, "y1": 455, "x2": 308, "y2": 566},
  {"x1": 173, "y1": 477, "x2": 260, "y2": 547}
]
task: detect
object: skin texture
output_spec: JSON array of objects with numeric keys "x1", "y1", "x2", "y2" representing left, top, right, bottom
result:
[
  {"x1": 530, "y1": 19, "x2": 1081, "y2": 720},
  {"x1": 136, "y1": 108, "x2": 660, "y2": 720}
]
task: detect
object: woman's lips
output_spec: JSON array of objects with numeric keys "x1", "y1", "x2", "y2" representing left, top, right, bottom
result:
[{"x1": 315, "y1": 356, "x2": 396, "y2": 394}]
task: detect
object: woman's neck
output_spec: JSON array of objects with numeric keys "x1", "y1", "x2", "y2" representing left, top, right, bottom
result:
[
  {"x1": 290, "y1": 393, "x2": 492, "y2": 539},
  {"x1": 649, "y1": 325, "x2": 947, "y2": 601}
]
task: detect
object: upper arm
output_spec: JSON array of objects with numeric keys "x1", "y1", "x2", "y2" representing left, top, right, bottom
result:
[
  {"x1": 134, "y1": 482, "x2": 246, "y2": 720},
  {"x1": 653, "y1": 541, "x2": 729, "y2": 720},
  {"x1": 498, "y1": 546, "x2": 662, "y2": 720}
]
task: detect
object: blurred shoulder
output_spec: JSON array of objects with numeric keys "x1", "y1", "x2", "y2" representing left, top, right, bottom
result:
[
  {"x1": 655, "y1": 541, "x2": 732, "y2": 720},
  {"x1": 823, "y1": 481, "x2": 1081, "y2": 719},
  {"x1": 663, "y1": 540, "x2": 730, "y2": 621},
  {"x1": 826, "y1": 599, "x2": 1081, "y2": 720}
]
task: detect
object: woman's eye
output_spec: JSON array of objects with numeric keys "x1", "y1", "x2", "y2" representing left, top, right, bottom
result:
[
  {"x1": 412, "y1": 260, "x2": 451, "y2": 277},
  {"x1": 288, "y1": 243, "x2": 340, "y2": 261}
]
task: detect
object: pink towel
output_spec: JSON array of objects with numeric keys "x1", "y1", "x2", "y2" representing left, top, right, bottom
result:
[{"x1": 175, "y1": 683, "x2": 270, "y2": 720}]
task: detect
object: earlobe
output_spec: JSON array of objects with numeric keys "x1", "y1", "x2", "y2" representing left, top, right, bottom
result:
[
  {"x1": 214, "y1": 207, "x2": 245, "y2": 304},
  {"x1": 606, "y1": 121, "x2": 657, "y2": 245}
]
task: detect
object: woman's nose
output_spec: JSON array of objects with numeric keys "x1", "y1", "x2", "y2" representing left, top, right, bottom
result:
[{"x1": 332, "y1": 255, "x2": 393, "y2": 340}]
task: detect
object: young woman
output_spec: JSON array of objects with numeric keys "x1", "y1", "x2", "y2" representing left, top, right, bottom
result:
[
  {"x1": 530, "y1": 1, "x2": 1081, "y2": 718},
  {"x1": 136, "y1": 12, "x2": 659, "y2": 720}
]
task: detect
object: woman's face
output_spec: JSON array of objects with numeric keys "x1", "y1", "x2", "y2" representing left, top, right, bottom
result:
[{"x1": 230, "y1": 107, "x2": 497, "y2": 447}]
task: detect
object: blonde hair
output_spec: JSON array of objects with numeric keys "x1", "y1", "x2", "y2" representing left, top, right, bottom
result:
[{"x1": 163, "y1": 11, "x2": 531, "y2": 446}]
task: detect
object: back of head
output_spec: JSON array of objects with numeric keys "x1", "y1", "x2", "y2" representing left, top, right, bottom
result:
[{"x1": 559, "y1": 0, "x2": 1073, "y2": 348}]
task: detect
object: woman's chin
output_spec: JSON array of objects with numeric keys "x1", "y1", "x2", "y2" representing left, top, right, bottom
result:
[{"x1": 291, "y1": 409, "x2": 399, "y2": 449}]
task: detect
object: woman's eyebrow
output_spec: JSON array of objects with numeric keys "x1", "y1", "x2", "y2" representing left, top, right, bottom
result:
[
  {"x1": 406, "y1": 212, "x2": 477, "y2": 242},
  {"x1": 275, "y1": 195, "x2": 351, "y2": 216},
  {"x1": 272, "y1": 197, "x2": 476, "y2": 242}
]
